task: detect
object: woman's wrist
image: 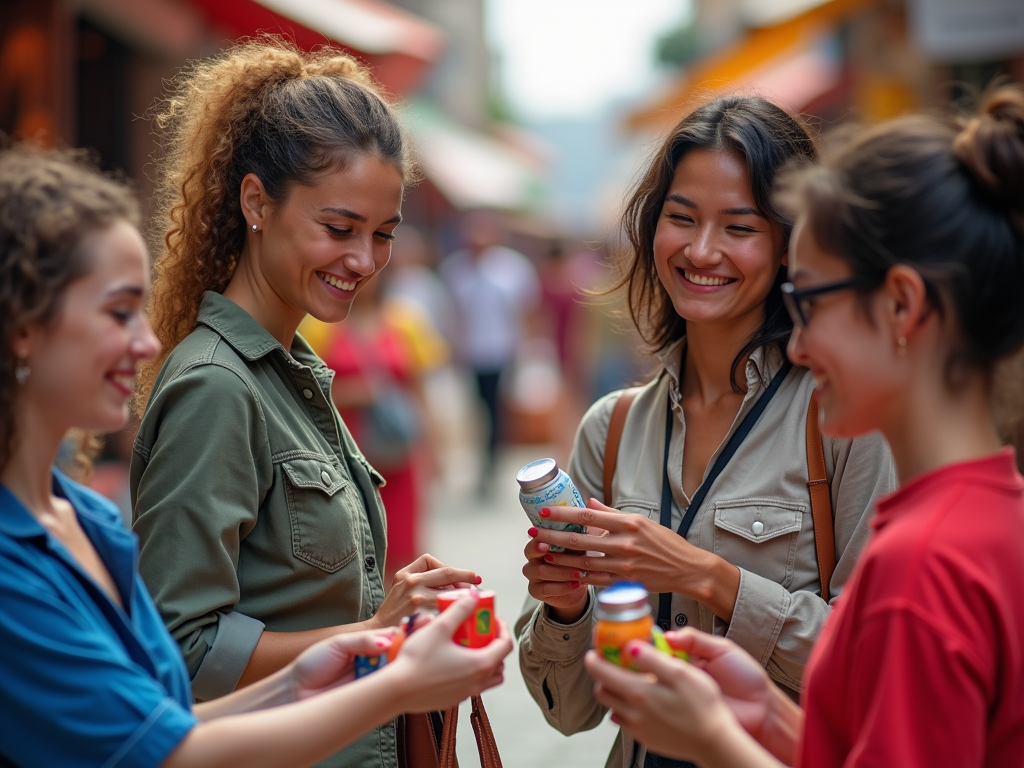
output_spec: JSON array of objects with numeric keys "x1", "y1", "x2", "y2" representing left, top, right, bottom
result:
[
  {"x1": 691, "y1": 552, "x2": 741, "y2": 623},
  {"x1": 758, "y1": 685, "x2": 804, "y2": 765},
  {"x1": 547, "y1": 590, "x2": 590, "y2": 625}
]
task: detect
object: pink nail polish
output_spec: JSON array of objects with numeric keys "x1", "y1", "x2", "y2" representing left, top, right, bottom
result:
[
  {"x1": 629, "y1": 644, "x2": 641, "y2": 658},
  {"x1": 474, "y1": 575, "x2": 483, "y2": 585},
  {"x1": 544, "y1": 554, "x2": 554, "y2": 562}
]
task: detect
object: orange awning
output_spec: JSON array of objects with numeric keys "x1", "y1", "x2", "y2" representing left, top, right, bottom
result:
[{"x1": 627, "y1": 0, "x2": 876, "y2": 133}]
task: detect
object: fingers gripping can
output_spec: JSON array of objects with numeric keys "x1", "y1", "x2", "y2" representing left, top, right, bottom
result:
[
  {"x1": 516, "y1": 458, "x2": 587, "y2": 553},
  {"x1": 593, "y1": 582, "x2": 654, "y2": 669},
  {"x1": 436, "y1": 589, "x2": 496, "y2": 648}
]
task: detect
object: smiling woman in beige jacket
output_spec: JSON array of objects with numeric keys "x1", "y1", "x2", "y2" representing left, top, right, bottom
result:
[{"x1": 516, "y1": 96, "x2": 896, "y2": 768}]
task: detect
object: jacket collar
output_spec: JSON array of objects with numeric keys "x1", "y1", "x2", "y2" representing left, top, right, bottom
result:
[
  {"x1": 654, "y1": 337, "x2": 785, "y2": 397},
  {"x1": 196, "y1": 291, "x2": 328, "y2": 374}
]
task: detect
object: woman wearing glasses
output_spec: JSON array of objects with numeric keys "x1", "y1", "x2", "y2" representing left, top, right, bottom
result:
[
  {"x1": 517, "y1": 96, "x2": 896, "y2": 768},
  {"x1": 584, "y1": 84, "x2": 1024, "y2": 768}
]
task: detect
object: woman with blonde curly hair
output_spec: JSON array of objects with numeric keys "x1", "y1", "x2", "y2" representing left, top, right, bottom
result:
[
  {"x1": 0, "y1": 144, "x2": 511, "y2": 768},
  {"x1": 129, "y1": 39, "x2": 483, "y2": 767}
]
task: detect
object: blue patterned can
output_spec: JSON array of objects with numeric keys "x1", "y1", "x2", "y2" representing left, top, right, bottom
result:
[
  {"x1": 516, "y1": 458, "x2": 587, "y2": 553},
  {"x1": 354, "y1": 653, "x2": 387, "y2": 679}
]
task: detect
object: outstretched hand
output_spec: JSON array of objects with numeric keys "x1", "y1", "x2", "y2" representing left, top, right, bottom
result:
[
  {"x1": 384, "y1": 595, "x2": 512, "y2": 713},
  {"x1": 373, "y1": 554, "x2": 480, "y2": 627},
  {"x1": 289, "y1": 630, "x2": 394, "y2": 701}
]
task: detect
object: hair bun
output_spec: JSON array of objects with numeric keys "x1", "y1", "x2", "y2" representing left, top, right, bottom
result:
[{"x1": 953, "y1": 84, "x2": 1024, "y2": 228}]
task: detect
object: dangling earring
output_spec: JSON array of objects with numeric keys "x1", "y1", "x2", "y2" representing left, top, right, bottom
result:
[
  {"x1": 14, "y1": 357, "x2": 30, "y2": 385},
  {"x1": 251, "y1": 224, "x2": 259, "y2": 232},
  {"x1": 897, "y1": 336, "x2": 908, "y2": 357}
]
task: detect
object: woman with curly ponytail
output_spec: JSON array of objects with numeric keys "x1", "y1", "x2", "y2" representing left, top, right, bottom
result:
[
  {"x1": 0, "y1": 145, "x2": 511, "y2": 768},
  {"x1": 583, "y1": 84, "x2": 1024, "y2": 768},
  {"x1": 129, "y1": 39, "x2": 484, "y2": 768}
]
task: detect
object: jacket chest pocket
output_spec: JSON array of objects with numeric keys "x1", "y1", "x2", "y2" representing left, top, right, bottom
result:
[
  {"x1": 281, "y1": 457, "x2": 362, "y2": 573},
  {"x1": 712, "y1": 498, "x2": 804, "y2": 588}
]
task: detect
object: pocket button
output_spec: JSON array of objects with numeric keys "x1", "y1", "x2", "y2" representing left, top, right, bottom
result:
[
  {"x1": 365, "y1": 556, "x2": 376, "y2": 572},
  {"x1": 675, "y1": 613, "x2": 688, "y2": 627},
  {"x1": 303, "y1": 388, "x2": 314, "y2": 399},
  {"x1": 320, "y1": 470, "x2": 331, "y2": 485},
  {"x1": 751, "y1": 520, "x2": 764, "y2": 535}
]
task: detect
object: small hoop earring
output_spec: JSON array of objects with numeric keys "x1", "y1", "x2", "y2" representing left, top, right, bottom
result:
[
  {"x1": 15, "y1": 357, "x2": 30, "y2": 385},
  {"x1": 251, "y1": 224, "x2": 258, "y2": 232},
  {"x1": 897, "y1": 336, "x2": 908, "y2": 357}
]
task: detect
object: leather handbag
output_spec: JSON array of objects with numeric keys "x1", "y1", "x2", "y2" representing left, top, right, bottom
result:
[{"x1": 397, "y1": 696, "x2": 503, "y2": 768}]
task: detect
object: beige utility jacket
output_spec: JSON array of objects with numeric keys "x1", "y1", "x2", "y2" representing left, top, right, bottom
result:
[{"x1": 516, "y1": 340, "x2": 897, "y2": 768}]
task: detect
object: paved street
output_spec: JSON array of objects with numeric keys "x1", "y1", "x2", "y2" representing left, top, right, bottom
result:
[{"x1": 420, "y1": 444, "x2": 618, "y2": 768}]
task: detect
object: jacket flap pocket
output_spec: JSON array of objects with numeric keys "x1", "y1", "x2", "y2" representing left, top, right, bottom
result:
[
  {"x1": 281, "y1": 457, "x2": 347, "y2": 497},
  {"x1": 713, "y1": 498, "x2": 804, "y2": 543}
]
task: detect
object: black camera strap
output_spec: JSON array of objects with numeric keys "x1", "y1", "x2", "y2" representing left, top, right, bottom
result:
[{"x1": 654, "y1": 360, "x2": 792, "y2": 632}]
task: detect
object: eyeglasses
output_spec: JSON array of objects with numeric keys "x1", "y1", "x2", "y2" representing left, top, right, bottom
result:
[{"x1": 781, "y1": 278, "x2": 866, "y2": 329}]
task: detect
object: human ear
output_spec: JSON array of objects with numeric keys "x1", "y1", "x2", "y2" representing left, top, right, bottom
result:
[
  {"x1": 239, "y1": 173, "x2": 270, "y2": 231},
  {"x1": 780, "y1": 250, "x2": 789, "y2": 268},
  {"x1": 881, "y1": 264, "x2": 928, "y2": 340}
]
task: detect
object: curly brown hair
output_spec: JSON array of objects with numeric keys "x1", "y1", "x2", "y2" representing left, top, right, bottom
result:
[
  {"x1": 136, "y1": 37, "x2": 415, "y2": 415},
  {"x1": 0, "y1": 143, "x2": 139, "y2": 473}
]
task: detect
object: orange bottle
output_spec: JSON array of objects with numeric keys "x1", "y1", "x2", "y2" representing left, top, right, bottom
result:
[{"x1": 593, "y1": 582, "x2": 653, "y2": 669}]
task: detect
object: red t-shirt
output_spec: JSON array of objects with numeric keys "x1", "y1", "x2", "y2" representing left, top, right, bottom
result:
[{"x1": 799, "y1": 448, "x2": 1024, "y2": 768}]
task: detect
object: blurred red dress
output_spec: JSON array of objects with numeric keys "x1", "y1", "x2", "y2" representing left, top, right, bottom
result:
[{"x1": 325, "y1": 326, "x2": 419, "y2": 578}]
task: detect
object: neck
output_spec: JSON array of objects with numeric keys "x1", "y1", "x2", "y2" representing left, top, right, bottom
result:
[
  {"x1": 681, "y1": 316, "x2": 761, "y2": 404},
  {"x1": 1, "y1": 396, "x2": 66, "y2": 514},
  {"x1": 223, "y1": 251, "x2": 305, "y2": 350},
  {"x1": 881, "y1": 372, "x2": 1002, "y2": 485}
]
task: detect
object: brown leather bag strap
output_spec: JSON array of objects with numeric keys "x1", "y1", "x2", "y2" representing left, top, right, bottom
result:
[
  {"x1": 805, "y1": 397, "x2": 836, "y2": 604},
  {"x1": 603, "y1": 387, "x2": 643, "y2": 505},
  {"x1": 439, "y1": 696, "x2": 501, "y2": 768}
]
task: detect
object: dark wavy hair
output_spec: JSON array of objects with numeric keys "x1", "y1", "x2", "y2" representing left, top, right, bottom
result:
[
  {"x1": 616, "y1": 95, "x2": 817, "y2": 388},
  {"x1": 0, "y1": 143, "x2": 139, "y2": 472}
]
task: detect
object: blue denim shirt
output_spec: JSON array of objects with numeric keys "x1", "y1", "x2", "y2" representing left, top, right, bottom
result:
[{"x1": 0, "y1": 470, "x2": 196, "y2": 768}]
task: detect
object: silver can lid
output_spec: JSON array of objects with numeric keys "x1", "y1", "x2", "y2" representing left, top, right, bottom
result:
[
  {"x1": 516, "y1": 458, "x2": 559, "y2": 493},
  {"x1": 596, "y1": 582, "x2": 651, "y2": 621}
]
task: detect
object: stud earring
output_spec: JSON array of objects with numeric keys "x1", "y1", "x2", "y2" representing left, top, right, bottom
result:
[
  {"x1": 14, "y1": 357, "x2": 30, "y2": 385},
  {"x1": 897, "y1": 336, "x2": 907, "y2": 357},
  {"x1": 251, "y1": 224, "x2": 258, "y2": 232}
]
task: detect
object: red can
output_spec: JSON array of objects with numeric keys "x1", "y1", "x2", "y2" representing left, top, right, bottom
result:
[{"x1": 435, "y1": 589, "x2": 496, "y2": 648}]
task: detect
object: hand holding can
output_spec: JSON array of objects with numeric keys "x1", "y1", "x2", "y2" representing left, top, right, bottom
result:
[
  {"x1": 517, "y1": 458, "x2": 587, "y2": 553},
  {"x1": 435, "y1": 588, "x2": 496, "y2": 647}
]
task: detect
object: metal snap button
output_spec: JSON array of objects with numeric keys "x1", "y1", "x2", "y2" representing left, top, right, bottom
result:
[
  {"x1": 674, "y1": 613, "x2": 688, "y2": 627},
  {"x1": 320, "y1": 470, "x2": 331, "y2": 485},
  {"x1": 752, "y1": 520, "x2": 764, "y2": 535},
  {"x1": 303, "y1": 388, "x2": 313, "y2": 399},
  {"x1": 364, "y1": 556, "x2": 376, "y2": 572}
]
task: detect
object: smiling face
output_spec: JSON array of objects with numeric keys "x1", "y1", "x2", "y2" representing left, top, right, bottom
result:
[
  {"x1": 248, "y1": 153, "x2": 404, "y2": 326},
  {"x1": 653, "y1": 148, "x2": 786, "y2": 336},
  {"x1": 14, "y1": 220, "x2": 160, "y2": 434},
  {"x1": 785, "y1": 217, "x2": 901, "y2": 438}
]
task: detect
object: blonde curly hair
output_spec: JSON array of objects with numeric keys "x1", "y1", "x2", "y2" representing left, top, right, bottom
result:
[{"x1": 136, "y1": 37, "x2": 414, "y2": 414}]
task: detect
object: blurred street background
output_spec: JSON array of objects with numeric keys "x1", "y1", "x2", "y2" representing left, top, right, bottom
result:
[{"x1": 4, "y1": 0, "x2": 1022, "y2": 765}]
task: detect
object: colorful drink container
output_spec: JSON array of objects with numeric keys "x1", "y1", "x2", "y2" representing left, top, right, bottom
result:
[
  {"x1": 516, "y1": 458, "x2": 587, "y2": 553},
  {"x1": 593, "y1": 582, "x2": 689, "y2": 669},
  {"x1": 435, "y1": 588, "x2": 496, "y2": 648}
]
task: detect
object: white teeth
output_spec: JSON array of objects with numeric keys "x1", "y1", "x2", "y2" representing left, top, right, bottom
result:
[
  {"x1": 683, "y1": 270, "x2": 733, "y2": 286},
  {"x1": 318, "y1": 272, "x2": 356, "y2": 291},
  {"x1": 110, "y1": 373, "x2": 134, "y2": 389}
]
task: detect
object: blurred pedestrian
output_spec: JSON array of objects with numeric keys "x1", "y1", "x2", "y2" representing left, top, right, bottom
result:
[
  {"x1": 129, "y1": 38, "x2": 485, "y2": 768},
  {"x1": 585, "y1": 84, "x2": 1024, "y2": 768},
  {"x1": 0, "y1": 143, "x2": 511, "y2": 768},
  {"x1": 518, "y1": 96, "x2": 896, "y2": 768},
  {"x1": 440, "y1": 209, "x2": 540, "y2": 487}
]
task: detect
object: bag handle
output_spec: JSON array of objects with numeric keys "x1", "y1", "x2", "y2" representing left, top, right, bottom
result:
[
  {"x1": 603, "y1": 387, "x2": 643, "y2": 505},
  {"x1": 805, "y1": 398, "x2": 836, "y2": 603},
  {"x1": 439, "y1": 695, "x2": 502, "y2": 768}
]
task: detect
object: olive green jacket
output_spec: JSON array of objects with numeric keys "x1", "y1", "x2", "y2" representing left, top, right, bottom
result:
[{"x1": 131, "y1": 291, "x2": 396, "y2": 768}]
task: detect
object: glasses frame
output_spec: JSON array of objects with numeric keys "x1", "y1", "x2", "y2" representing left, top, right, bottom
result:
[{"x1": 781, "y1": 278, "x2": 866, "y2": 329}]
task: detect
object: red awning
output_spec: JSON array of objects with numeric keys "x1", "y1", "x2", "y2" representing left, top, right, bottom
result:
[{"x1": 188, "y1": 0, "x2": 444, "y2": 94}]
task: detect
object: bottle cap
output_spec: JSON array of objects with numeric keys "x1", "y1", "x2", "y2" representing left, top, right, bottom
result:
[
  {"x1": 516, "y1": 458, "x2": 559, "y2": 493},
  {"x1": 596, "y1": 582, "x2": 651, "y2": 622}
]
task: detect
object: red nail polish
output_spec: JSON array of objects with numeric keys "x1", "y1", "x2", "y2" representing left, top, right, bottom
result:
[
  {"x1": 570, "y1": 581, "x2": 580, "y2": 589},
  {"x1": 572, "y1": 569, "x2": 580, "y2": 578},
  {"x1": 539, "y1": 508, "x2": 551, "y2": 518},
  {"x1": 528, "y1": 527, "x2": 539, "y2": 537},
  {"x1": 629, "y1": 644, "x2": 641, "y2": 658},
  {"x1": 474, "y1": 575, "x2": 483, "y2": 584},
  {"x1": 544, "y1": 554, "x2": 554, "y2": 562},
  {"x1": 376, "y1": 638, "x2": 388, "y2": 647}
]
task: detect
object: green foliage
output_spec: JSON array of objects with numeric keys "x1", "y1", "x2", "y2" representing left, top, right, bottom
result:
[{"x1": 656, "y1": 20, "x2": 701, "y2": 69}]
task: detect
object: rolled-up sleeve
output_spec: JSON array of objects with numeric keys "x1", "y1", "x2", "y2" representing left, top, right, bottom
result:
[
  {"x1": 131, "y1": 363, "x2": 273, "y2": 697},
  {"x1": 725, "y1": 429, "x2": 896, "y2": 690},
  {"x1": 0, "y1": 571, "x2": 197, "y2": 768}
]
